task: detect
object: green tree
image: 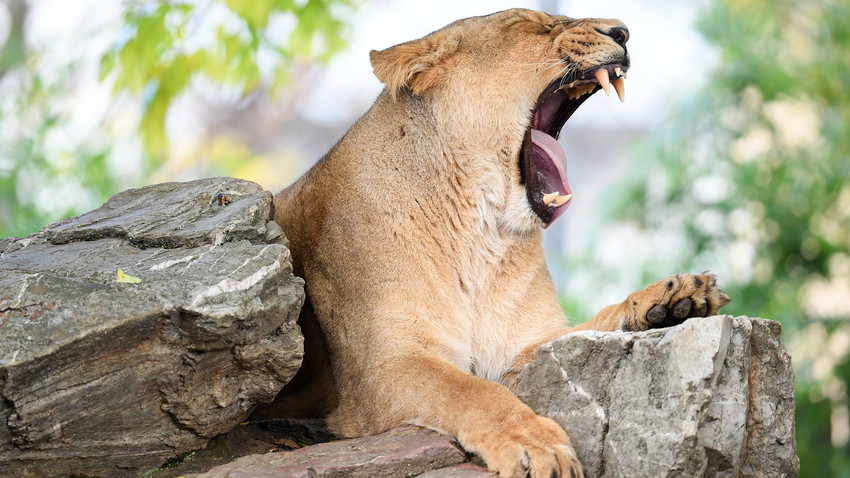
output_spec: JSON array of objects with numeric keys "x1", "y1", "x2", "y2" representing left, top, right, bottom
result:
[
  {"x1": 101, "y1": 0, "x2": 355, "y2": 155},
  {"x1": 0, "y1": 0, "x2": 357, "y2": 239},
  {"x1": 0, "y1": 0, "x2": 115, "y2": 237},
  {"x1": 595, "y1": 0, "x2": 849, "y2": 474}
]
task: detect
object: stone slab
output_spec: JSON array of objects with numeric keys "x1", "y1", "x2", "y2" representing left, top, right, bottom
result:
[
  {"x1": 0, "y1": 178, "x2": 305, "y2": 477},
  {"x1": 197, "y1": 426, "x2": 468, "y2": 478}
]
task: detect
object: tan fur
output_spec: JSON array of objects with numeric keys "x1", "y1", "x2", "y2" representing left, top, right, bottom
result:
[{"x1": 253, "y1": 9, "x2": 730, "y2": 477}]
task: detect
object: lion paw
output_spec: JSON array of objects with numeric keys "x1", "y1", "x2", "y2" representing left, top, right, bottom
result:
[
  {"x1": 620, "y1": 273, "x2": 731, "y2": 332},
  {"x1": 473, "y1": 413, "x2": 584, "y2": 478}
]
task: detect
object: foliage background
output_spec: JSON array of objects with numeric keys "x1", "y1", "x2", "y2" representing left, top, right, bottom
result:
[
  {"x1": 0, "y1": 0, "x2": 847, "y2": 475},
  {"x1": 557, "y1": 0, "x2": 850, "y2": 474}
]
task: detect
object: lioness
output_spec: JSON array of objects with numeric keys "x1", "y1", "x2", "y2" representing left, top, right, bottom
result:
[{"x1": 255, "y1": 8, "x2": 730, "y2": 477}]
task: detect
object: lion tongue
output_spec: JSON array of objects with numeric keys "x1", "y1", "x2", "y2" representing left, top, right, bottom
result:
[{"x1": 530, "y1": 129, "x2": 572, "y2": 227}]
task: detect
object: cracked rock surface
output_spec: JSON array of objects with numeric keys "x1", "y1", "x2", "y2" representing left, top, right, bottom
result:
[
  {"x1": 515, "y1": 315, "x2": 799, "y2": 478},
  {"x1": 0, "y1": 178, "x2": 305, "y2": 478},
  {"x1": 195, "y1": 426, "x2": 479, "y2": 478}
]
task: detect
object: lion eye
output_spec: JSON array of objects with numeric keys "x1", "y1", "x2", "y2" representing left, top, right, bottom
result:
[
  {"x1": 517, "y1": 20, "x2": 551, "y2": 35},
  {"x1": 532, "y1": 22, "x2": 556, "y2": 35}
]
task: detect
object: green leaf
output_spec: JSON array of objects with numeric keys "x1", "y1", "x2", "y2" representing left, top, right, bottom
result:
[
  {"x1": 100, "y1": 0, "x2": 357, "y2": 158},
  {"x1": 223, "y1": 0, "x2": 274, "y2": 29},
  {"x1": 116, "y1": 268, "x2": 142, "y2": 284}
]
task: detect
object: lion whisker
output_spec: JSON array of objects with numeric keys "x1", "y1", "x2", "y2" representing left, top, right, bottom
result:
[
  {"x1": 526, "y1": 59, "x2": 569, "y2": 81},
  {"x1": 507, "y1": 59, "x2": 563, "y2": 81}
]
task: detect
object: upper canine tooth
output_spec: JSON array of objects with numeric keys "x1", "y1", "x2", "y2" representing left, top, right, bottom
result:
[
  {"x1": 612, "y1": 77, "x2": 625, "y2": 103},
  {"x1": 554, "y1": 194, "x2": 572, "y2": 207},
  {"x1": 614, "y1": 67, "x2": 622, "y2": 77},
  {"x1": 594, "y1": 69, "x2": 611, "y2": 96},
  {"x1": 543, "y1": 192, "x2": 559, "y2": 206}
]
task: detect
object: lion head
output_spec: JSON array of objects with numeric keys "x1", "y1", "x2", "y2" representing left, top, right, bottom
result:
[{"x1": 369, "y1": 8, "x2": 630, "y2": 230}]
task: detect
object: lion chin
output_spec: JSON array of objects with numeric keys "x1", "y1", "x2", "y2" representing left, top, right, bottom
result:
[{"x1": 252, "y1": 8, "x2": 729, "y2": 478}]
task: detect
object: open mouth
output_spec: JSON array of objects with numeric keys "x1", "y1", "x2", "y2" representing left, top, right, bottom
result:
[{"x1": 521, "y1": 63, "x2": 628, "y2": 228}]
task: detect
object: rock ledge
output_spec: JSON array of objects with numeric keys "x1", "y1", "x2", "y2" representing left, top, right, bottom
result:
[{"x1": 0, "y1": 178, "x2": 305, "y2": 478}]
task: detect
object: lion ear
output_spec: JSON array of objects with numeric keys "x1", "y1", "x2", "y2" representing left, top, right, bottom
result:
[{"x1": 370, "y1": 32, "x2": 461, "y2": 99}]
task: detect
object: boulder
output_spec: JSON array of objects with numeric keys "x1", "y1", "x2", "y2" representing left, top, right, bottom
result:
[
  {"x1": 515, "y1": 315, "x2": 799, "y2": 477},
  {"x1": 0, "y1": 178, "x2": 305, "y2": 477},
  {"x1": 196, "y1": 426, "x2": 472, "y2": 478}
]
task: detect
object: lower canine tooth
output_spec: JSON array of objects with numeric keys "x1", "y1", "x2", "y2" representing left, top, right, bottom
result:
[
  {"x1": 553, "y1": 194, "x2": 572, "y2": 207},
  {"x1": 543, "y1": 192, "x2": 559, "y2": 206}
]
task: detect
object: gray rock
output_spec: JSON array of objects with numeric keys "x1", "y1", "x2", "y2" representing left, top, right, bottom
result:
[
  {"x1": 0, "y1": 178, "x2": 305, "y2": 477},
  {"x1": 515, "y1": 315, "x2": 799, "y2": 478},
  {"x1": 196, "y1": 426, "x2": 468, "y2": 478}
]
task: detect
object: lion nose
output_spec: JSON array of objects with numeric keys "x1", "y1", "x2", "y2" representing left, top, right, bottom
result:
[{"x1": 606, "y1": 27, "x2": 629, "y2": 48}]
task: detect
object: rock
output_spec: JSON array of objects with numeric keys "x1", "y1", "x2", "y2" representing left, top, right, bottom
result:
[
  {"x1": 196, "y1": 426, "x2": 469, "y2": 478},
  {"x1": 416, "y1": 463, "x2": 497, "y2": 477},
  {"x1": 0, "y1": 178, "x2": 305, "y2": 478},
  {"x1": 137, "y1": 419, "x2": 338, "y2": 478},
  {"x1": 248, "y1": 417, "x2": 337, "y2": 447},
  {"x1": 515, "y1": 315, "x2": 799, "y2": 478}
]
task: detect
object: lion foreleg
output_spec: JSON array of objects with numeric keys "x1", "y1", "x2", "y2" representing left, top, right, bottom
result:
[{"x1": 329, "y1": 352, "x2": 583, "y2": 478}]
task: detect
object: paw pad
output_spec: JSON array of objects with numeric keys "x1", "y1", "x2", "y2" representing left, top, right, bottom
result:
[{"x1": 624, "y1": 273, "x2": 730, "y2": 331}]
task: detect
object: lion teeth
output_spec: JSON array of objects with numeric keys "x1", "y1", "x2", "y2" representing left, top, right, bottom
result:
[
  {"x1": 566, "y1": 84, "x2": 595, "y2": 100},
  {"x1": 543, "y1": 192, "x2": 572, "y2": 207},
  {"x1": 553, "y1": 194, "x2": 572, "y2": 207},
  {"x1": 614, "y1": 67, "x2": 622, "y2": 77},
  {"x1": 555, "y1": 81, "x2": 580, "y2": 94},
  {"x1": 594, "y1": 69, "x2": 611, "y2": 96},
  {"x1": 612, "y1": 77, "x2": 625, "y2": 103}
]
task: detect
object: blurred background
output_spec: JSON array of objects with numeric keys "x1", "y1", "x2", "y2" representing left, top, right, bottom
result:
[{"x1": 0, "y1": 0, "x2": 846, "y2": 474}]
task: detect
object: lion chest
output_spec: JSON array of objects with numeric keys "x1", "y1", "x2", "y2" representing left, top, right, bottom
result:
[{"x1": 443, "y1": 239, "x2": 553, "y2": 384}]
